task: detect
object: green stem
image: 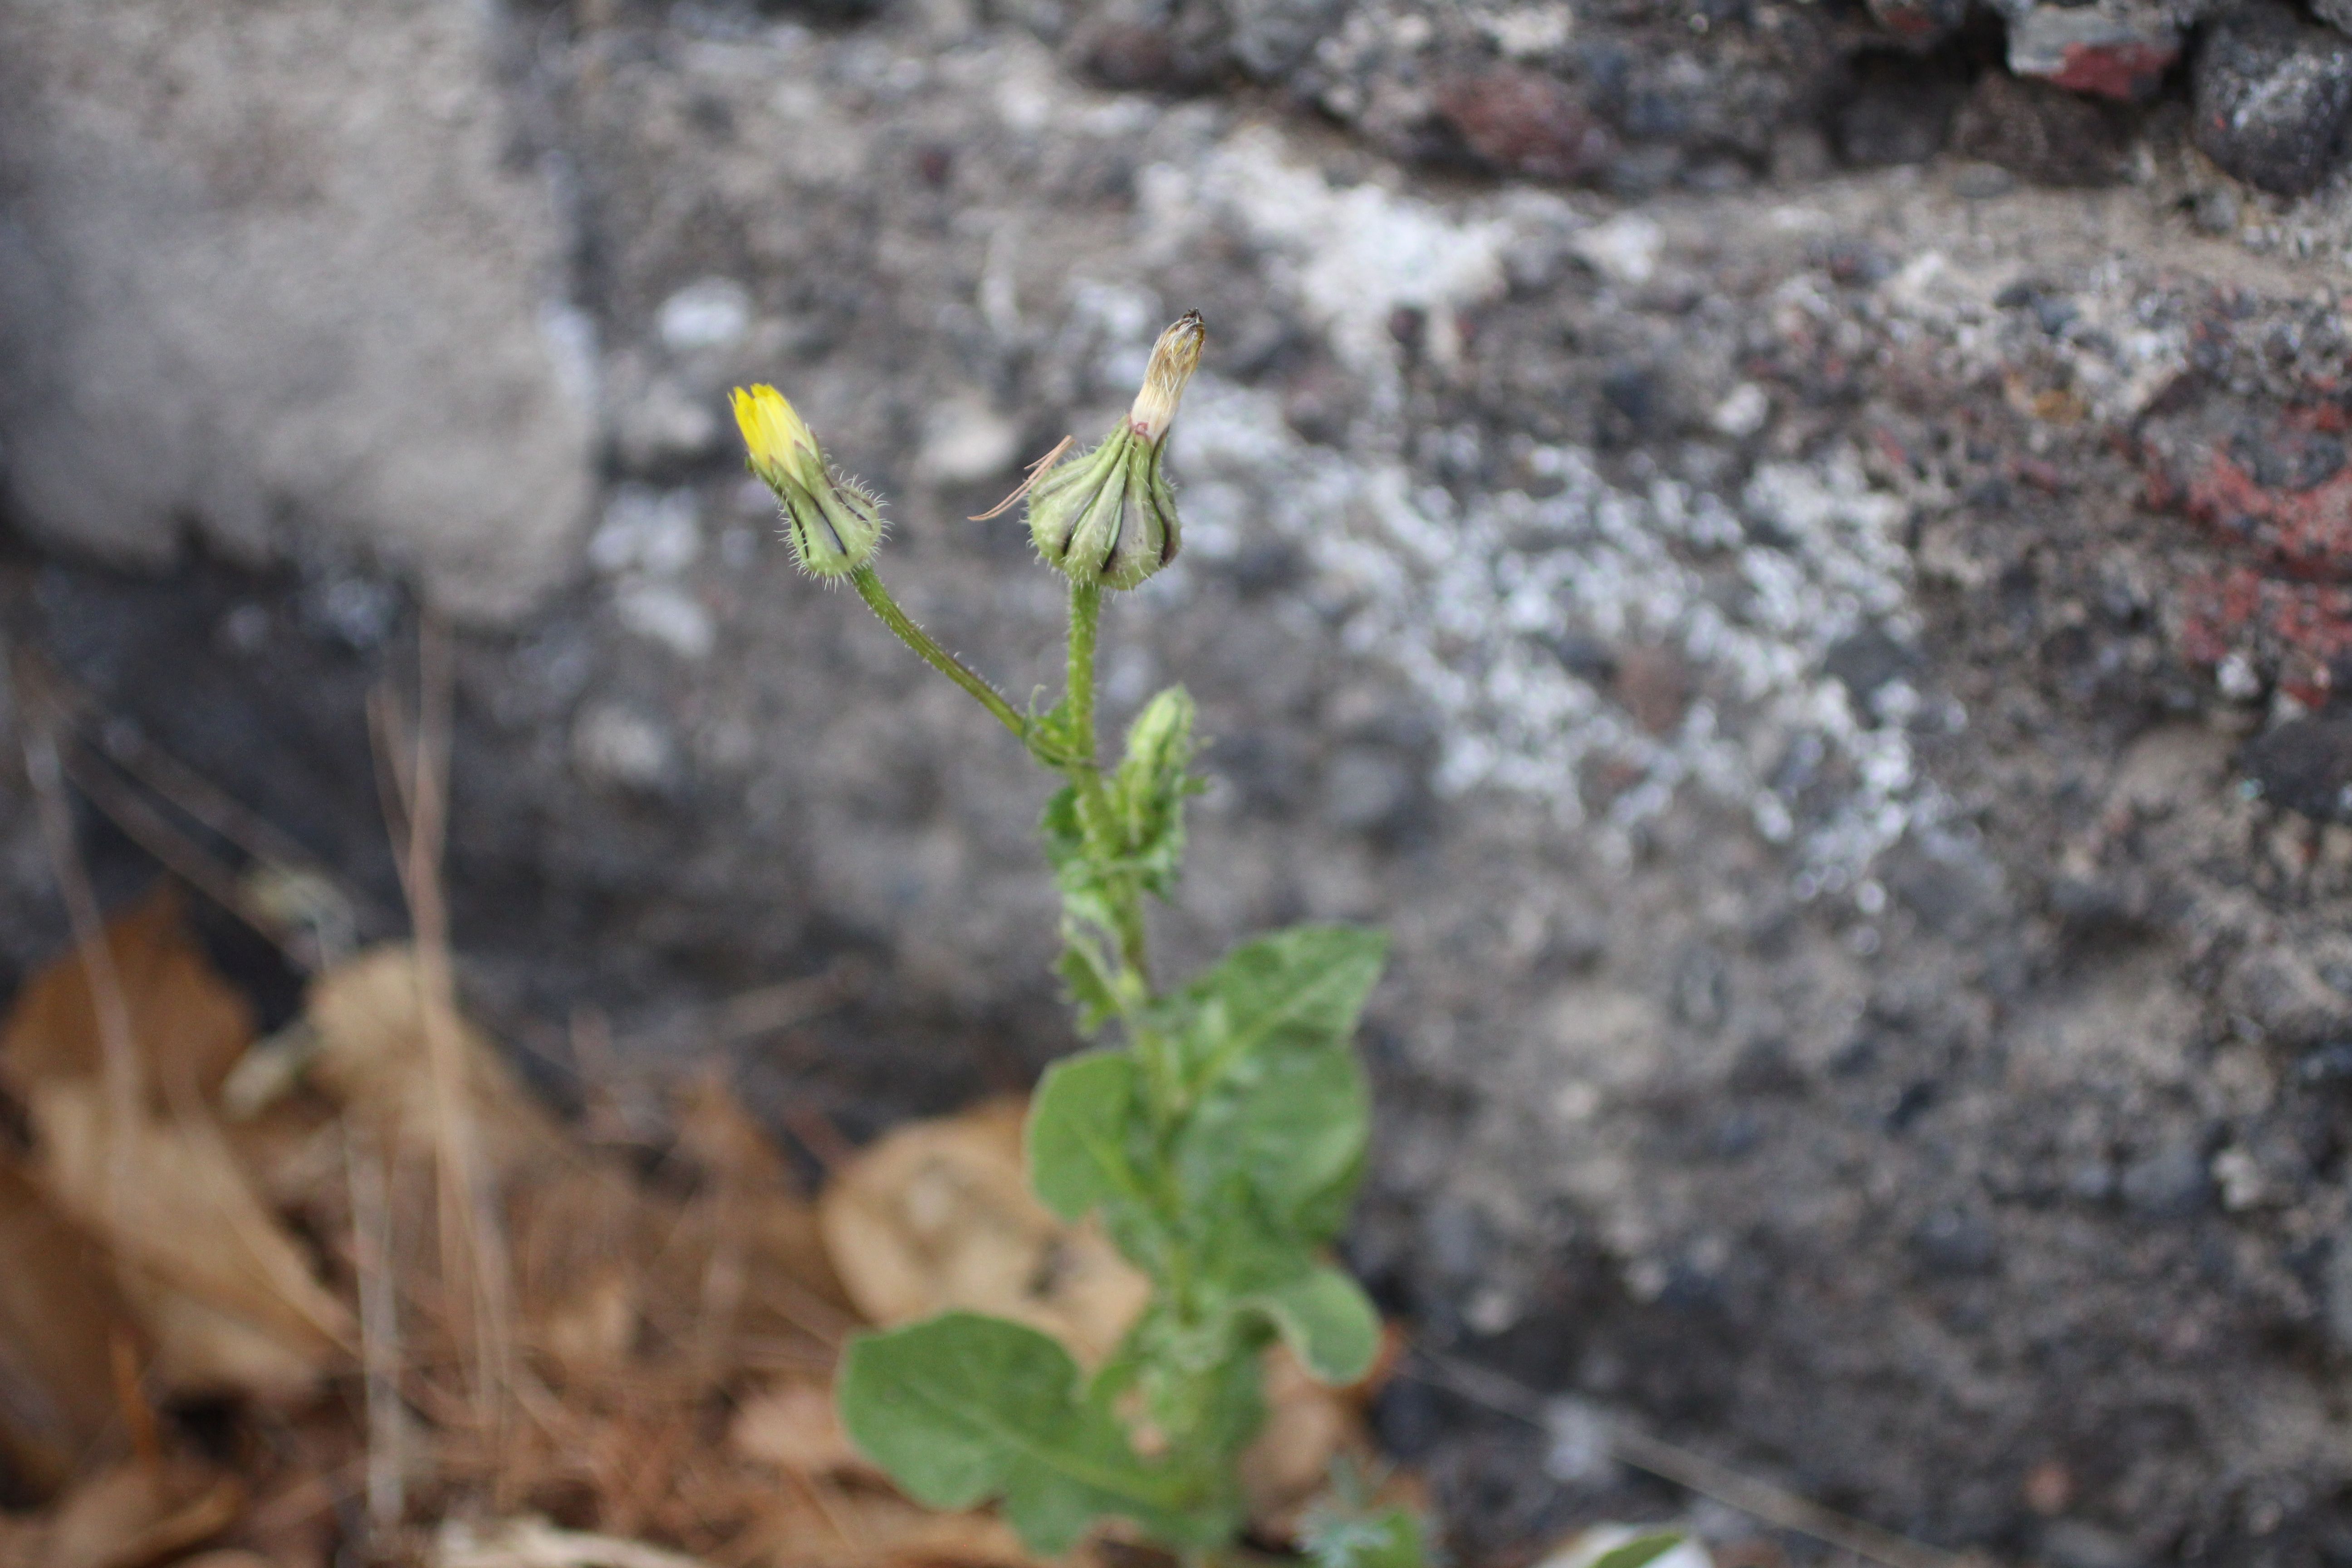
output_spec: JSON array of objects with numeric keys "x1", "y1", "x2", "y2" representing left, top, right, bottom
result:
[
  {"x1": 851, "y1": 565, "x2": 1029, "y2": 744},
  {"x1": 1063, "y1": 578, "x2": 1154, "y2": 990},
  {"x1": 1065, "y1": 576, "x2": 1102, "y2": 769}
]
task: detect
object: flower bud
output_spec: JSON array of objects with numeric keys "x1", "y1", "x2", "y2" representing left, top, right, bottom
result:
[
  {"x1": 731, "y1": 384, "x2": 885, "y2": 577},
  {"x1": 1027, "y1": 313, "x2": 1202, "y2": 591}
]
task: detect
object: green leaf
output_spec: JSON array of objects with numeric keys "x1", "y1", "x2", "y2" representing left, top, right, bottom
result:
[
  {"x1": 1169, "y1": 925, "x2": 1388, "y2": 1092},
  {"x1": 1026, "y1": 1050, "x2": 1148, "y2": 1221},
  {"x1": 838, "y1": 1313, "x2": 1202, "y2": 1553},
  {"x1": 1111, "y1": 686, "x2": 1200, "y2": 899},
  {"x1": 1586, "y1": 1535, "x2": 1684, "y2": 1568},
  {"x1": 1176, "y1": 1034, "x2": 1367, "y2": 1242},
  {"x1": 1056, "y1": 935, "x2": 1122, "y2": 1033},
  {"x1": 1239, "y1": 1265, "x2": 1381, "y2": 1385}
]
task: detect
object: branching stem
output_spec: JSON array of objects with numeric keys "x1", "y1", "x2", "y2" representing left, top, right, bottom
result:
[{"x1": 851, "y1": 564, "x2": 1029, "y2": 743}]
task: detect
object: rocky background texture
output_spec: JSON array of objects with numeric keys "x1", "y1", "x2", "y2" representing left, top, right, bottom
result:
[{"x1": 10, "y1": 0, "x2": 2352, "y2": 1562}]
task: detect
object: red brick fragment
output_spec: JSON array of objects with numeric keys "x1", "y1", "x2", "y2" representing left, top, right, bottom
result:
[
  {"x1": 2179, "y1": 567, "x2": 2352, "y2": 704},
  {"x1": 2180, "y1": 449, "x2": 2352, "y2": 583}
]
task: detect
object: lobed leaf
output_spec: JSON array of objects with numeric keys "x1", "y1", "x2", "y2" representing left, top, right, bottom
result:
[
  {"x1": 838, "y1": 1312, "x2": 1205, "y2": 1553},
  {"x1": 1161, "y1": 925, "x2": 1387, "y2": 1242}
]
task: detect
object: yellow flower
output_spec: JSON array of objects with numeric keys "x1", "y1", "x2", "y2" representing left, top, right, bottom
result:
[
  {"x1": 730, "y1": 384, "x2": 884, "y2": 577},
  {"x1": 731, "y1": 384, "x2": 823, "y2": 493}
]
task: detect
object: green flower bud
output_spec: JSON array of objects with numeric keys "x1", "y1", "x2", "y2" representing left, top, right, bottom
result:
[
  {"x1": 1027, "y1": 313, "x2": 1202, "y2": 591},
  {"x1": 731, "y1": 384, "x2": 885, "y2": 577}
]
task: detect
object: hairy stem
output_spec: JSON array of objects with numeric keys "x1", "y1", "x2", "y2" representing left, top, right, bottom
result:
[
  {"x1": 1063, "y1": 578, "x2": 1153, "y2": 989},
  {"x1": 851, "y1": 564, "x2": 1029, "y2": 743}
]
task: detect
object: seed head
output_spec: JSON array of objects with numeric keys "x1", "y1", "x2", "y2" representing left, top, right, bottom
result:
[
  {"x1": 1128, "y1": 311, "x2": 1205, "y2": 447},
  {"x1": 1027, "y1": 313, "x2": 1203, "y2": 591}
]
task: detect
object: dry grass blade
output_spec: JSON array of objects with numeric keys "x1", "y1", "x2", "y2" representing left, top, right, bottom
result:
[
  {"x1": 12, "y1": 652, "x2": 365, "y2": 972},
  {"x1": 21, "y1": 720, "x2": 143, "y2": 1211},
  {"x1": 347, "y1": 1126, "x2": 408, "y2": 1537},
  {"x1": 968, "y1": 436, "x2": 1074, "y2": 521},
  {"x1": 370, "y1": 609, "x2": 523, "y2": 1462}
]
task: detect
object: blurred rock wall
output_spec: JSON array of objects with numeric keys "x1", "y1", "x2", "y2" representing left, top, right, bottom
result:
[
  {"x1": 13, "y1": 0, "x2": 2352, "y2": 1563},
  {"x1": 0, "y1": 0, "x2": 596, "y2": 621}
]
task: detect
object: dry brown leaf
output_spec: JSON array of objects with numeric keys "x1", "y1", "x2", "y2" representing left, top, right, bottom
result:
[
  {"x1": 0, "y1": 885, "x2": 253, "y2": 1109},
  {"x1": 1240, "y1": 1346, "x2": 1359, "y2": 1534},
  {"x1": 176, "y1": 1553, "x2": 287, "y2": 1568},
  {"x1": 727, "y1": 1380, "x2": 876, "y2": 1480},
  {"x1": 730, "y1": 1486, "x2": 1052, "y2": 1568},
  {"x1": 0, "y1": 1156, "x2": 137, "y2": 1498},
  {"x1": 0, "y1": 889, "x2": 351, "y2": 1401},
  {"x1": 817, "y1": 1100, "x2": 1145, "y2": 1366},
  {"x1": 30, "y1": 1079, "x2": 351, "y2": 1399},
  {"x1": 301, "y1": 945, "x2": 567, "y2": 1169},
  {"x1": 30, "y1": 1456, "x2": 244, "y2": 1568},
  {"x1": 669, "y1": 1075, "x2": 844, "y2": 1305}
]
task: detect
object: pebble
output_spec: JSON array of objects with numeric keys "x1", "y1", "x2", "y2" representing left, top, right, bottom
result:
[
  {"x1": 2240, "y1": 715, "x2": 2352, "y2": 823},
  {"x1": 1540, "y1": 1396, "x2": 1613, "y2": 1484},
  {"x1": 656, "y1": 275, "x2": 753, "y2": 353},
  {"x1": 1709, "y1": 382, "x2": 1769, "y2": 439},
  {"x1": 572, "y1": 702, "x2": 676, "y2": 792},
  {"x1": 1572, "y1": 213, "x2": 1663, "y2": 287},
  {"x1": 1951, "y1": 73, "x2": 2129, "y2": 187},
  {"x1": 2118, "y1": 1147, "x2": 2209, "y2": 1217},
  {"x1": 613, "y1": 579, "x2": 717, "y2": 661},
  {"x1": 1951, "y1": 162, "x2": 2016, "y2": 199},
  {"x1": 1225, "y1": 0, "x2": 1349, "y2": 79},
  {"x1": 914, "y1": 394, "x2": 1022, "y2": 486},
  {"x1": 612, "y1": 376, "x2": 721, "y2": 472},
  {"x1": 2006, "y1": 4, "x2": 2178, "y2": 100},
  {"x1": 1909, "y1": 1206, "x2": 1999, "y2": 1275},
  {"x1": 589, "y1": 485, "x2": 703, "y2": 577},
  {"x1": 2191, "y1": 1, "x2": 2352, "y2": 197}
]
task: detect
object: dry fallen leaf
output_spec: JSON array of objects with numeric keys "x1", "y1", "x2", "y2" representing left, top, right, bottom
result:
[
  {"x1": 30, "y1": 1080, "x2": 351, "y2": 1398},
  {"x1": 300, "y1": 945, "x2": 567, "y2": 1170},
  {"x1": 728, "y1": 1379, "x2": 876, "y2": 1480},
  {"x1": 1240, "y1": 1346, "x2": 1359, "y2": 1534},
  {"x1": 0, "y1": 887, "x2": 351, "y2": 1401},
  {"x1": 817, "y1": 1099, "x2": 1146, "y2": 1366},
  {"x1": 29, "y1": 1456, "x2": 244, "y2": 1568},
  {"x1": 0, "y1": 1156, "x2": 137, "y2": 1498},
  {"x1": 0, "y1": 887, "x2": 253, "y2": 1108}
]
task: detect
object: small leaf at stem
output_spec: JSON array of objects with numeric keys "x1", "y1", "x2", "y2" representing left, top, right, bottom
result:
[
  {"x1": 1056, "y1": 937, "x2": 1123, "y2": 1033},
  {"x1": 1027, "y1": 1050, "x2": 1148, "y2": 1221},
  {"x1": 1238, "y1": 1265, "x2": 1381, "y2": 1385}
]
